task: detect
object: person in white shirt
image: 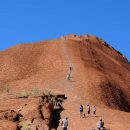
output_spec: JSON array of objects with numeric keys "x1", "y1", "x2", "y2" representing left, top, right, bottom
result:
[{"x1": 61, "y1": 117, "x2": 68, "y2": 130}]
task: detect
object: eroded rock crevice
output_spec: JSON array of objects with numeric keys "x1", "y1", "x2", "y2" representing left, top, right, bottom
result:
[{"x1": 0, "y1": 93, "x2": 66, "y2": 130}]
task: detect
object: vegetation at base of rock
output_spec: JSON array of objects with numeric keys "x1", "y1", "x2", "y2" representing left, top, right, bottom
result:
[
  {"x1": 31, "y1": 87, "x2": 41, "y2": 96},
  {"x1": 20, "y1": 90, "x2": 30, "y2": 98},
  {"x1": 3, "y1": 84, "x2": 11, "y2": 94},
  {"x1": 0, "y1": 91, "x2": 65, "y2": 130},
  {"x1": 19, "y1": 121, "x2": 30, "y2": 130}
]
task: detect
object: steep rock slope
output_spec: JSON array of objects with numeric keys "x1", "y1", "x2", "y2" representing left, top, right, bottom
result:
[{"x1": 0, "y1": 34, "x2": 130, "y2": 130}]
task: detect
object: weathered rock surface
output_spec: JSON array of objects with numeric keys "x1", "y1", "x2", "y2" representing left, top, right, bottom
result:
[{"x1": 0, "y1": 34, "x2": 130, "y2": 130}]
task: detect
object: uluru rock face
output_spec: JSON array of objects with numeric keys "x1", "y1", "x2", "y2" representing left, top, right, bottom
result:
[
  {"x1": 0, "y1": 34, "x2": 130, "y2": 130},
  {"x1": 0, "y1": 34, "x2": 130, "y2": 110}
]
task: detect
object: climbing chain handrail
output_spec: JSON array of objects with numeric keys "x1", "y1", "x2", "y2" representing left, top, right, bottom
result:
[{"x1": 60, "y1": 37, "x2": 74, "y2": 79}]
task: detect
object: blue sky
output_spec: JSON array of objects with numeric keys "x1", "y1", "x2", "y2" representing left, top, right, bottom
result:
[{"x1": 0, "y1": 0, "x2": 130, "y2": 61}]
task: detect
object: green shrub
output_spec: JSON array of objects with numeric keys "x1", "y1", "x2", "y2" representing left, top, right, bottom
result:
[{"x1": 20, "y1": 121, "x2": 29, "y2": 130}]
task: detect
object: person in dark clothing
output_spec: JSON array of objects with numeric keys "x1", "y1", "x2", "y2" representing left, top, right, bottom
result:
[
  {"x1": 87, "y1": 104, "x2": 91, "y2": 117},
  {"x1": 70, "y1": 66, "x2": 72, "y2": 71},
  {"x1": 97, "y1": 119, "x2": 104, "y2": 130},
  {"x1": 80, "y1": 104, "x2": 83, "y2": 118}
]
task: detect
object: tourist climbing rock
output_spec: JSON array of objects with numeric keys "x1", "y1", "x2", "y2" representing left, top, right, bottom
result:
[
  {"x1": 70, "y1": 66, "x2": 72, "y2": 71},
  {"x1": 66, "y1": 73, "x2": 71, "y2": 80}
]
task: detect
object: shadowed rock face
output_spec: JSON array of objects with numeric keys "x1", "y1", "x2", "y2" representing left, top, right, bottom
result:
[
  {"x1": 2, "y1": 110, "x2": 22, "y2": 121},
  {"x1": 0, "y1": 34, "x2": 130, "y2": 130}
]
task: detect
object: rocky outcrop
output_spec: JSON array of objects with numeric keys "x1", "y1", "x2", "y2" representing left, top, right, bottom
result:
[{"x1": 0, "y1": 93, "x2": 65, "y2": 130}]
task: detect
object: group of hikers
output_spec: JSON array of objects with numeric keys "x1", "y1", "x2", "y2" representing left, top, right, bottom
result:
[
  {"x1": 62, "y1": 67, "x2": 105, "y2": 130},
  {"x1": 80, "y1": 104, "x2": 96, "y2": 118},
  {"x1": 80, "y1": 104, "x2": 105, "y2": 130},
  {"x1": 60, "y1": 104, "x2": 105, "y2": 130}
]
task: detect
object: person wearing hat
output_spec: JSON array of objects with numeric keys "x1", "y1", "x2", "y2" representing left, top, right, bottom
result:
[{"x1": 61, "y1": 117, "x2": 68, "y2": 130}]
